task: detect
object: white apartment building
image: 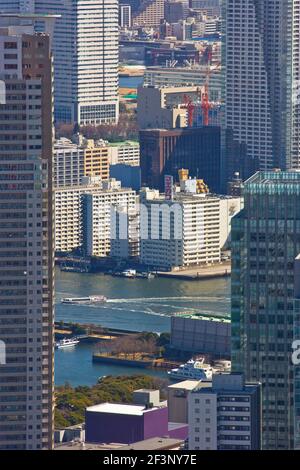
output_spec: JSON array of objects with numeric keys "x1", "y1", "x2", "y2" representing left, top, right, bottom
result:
[
  {"x1": 140, "y1": 188, "x2": 241, "y2": 271},
  {"x1": 224, "y1": 0, "x2": 300, "y2": 173},
  {"x1": 108, "y1": 141, "x2": 140, "y2": 166},
  {"x1": 140, "y1": 191, "x2": 220, "y2": 270},
  {"x1": 55, "y1": 184, "x2": 89, "y2": 253},
  {"x1": 55, "y1": 178, "x2": 133, "y2": 254},
  {"x1": 82, "y1": 183, "x2": 139, "y2": 258},
  {"x1": 0, "y1": 0, "x2": 119, "y2": 125},
  {"x1": 188, "y1": 374, "x2": 261, "y2": 451}
]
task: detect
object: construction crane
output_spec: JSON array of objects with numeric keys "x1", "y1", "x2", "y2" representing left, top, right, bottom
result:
[
  {"x1": 201, "y1": 59, "x2": 221, "y2": 126},
  {"x1": 183, "y1": 94, "x2": 195, "y2": 128}
]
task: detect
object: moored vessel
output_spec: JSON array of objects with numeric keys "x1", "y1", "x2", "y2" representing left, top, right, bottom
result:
[
  {"x1": 168, "y1": 358, "x2": 213, "y2": 381},
  {"x1": 56, "y1": 337, "x2": 79, "y2": 349}
]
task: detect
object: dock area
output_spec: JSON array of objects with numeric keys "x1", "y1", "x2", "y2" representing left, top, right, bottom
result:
[
  {"x1": 92, "y1": 353, "x2": 180, "y2": 370},
  {"x1": 54, "y1": 322, "x2": 140, "y2": 342},
  {"x1": 156, "y1": 262, "x2": 231, "y2": 281}
]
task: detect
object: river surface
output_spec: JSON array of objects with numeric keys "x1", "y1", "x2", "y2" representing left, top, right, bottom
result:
[
  {"x1": 54, "y1": 269, "x2": 230, "y2": 386},
  {"x1": 119, "y1": 76, "x2": 144, "y2": 89}
]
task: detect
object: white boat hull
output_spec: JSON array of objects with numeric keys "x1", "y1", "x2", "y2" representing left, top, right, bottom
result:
[{"x1": 57, "y1": 343, "x2": 79, "y2": 349}]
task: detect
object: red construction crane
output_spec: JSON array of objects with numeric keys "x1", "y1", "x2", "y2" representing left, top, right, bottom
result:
[
  {"x1": 183, "y1": 94, "x2": 195, "y2": 128},
  {"x1": 201, "y1": 61, "x2": 221, "y2": 126}
]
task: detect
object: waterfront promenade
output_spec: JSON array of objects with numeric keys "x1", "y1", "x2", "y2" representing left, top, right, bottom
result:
[{"x1": 157, "y1": 262, "x2": 231, "y2": 280}]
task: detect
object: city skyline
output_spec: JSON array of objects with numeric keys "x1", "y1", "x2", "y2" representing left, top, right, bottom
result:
[{"x1": 0, "y1": 0, "x2": 299, "y2": 455}]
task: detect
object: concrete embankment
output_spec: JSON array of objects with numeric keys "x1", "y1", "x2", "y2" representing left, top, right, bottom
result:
[{"x1": 156, "y1": 262, "x2": 231, "y2": 281}]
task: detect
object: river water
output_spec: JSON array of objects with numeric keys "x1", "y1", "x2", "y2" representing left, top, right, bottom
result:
[{"x1": 55, "y1": 269, "x2": 231, "y2": 386}]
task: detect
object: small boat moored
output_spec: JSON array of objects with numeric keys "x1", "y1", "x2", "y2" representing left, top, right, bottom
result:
[{"x1": 56, "y1": 337, "x2": 80, "y2": 349}]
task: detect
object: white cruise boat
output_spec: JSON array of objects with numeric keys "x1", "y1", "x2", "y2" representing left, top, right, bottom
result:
[
  {"x1": 121, "y1": 269, "x2": 136, "y2": 278},
  {"x1": 56, "y1": 338, "x2": 79, "y2": 349},
  {"x1": 168, "y1": 359, "x2": 213, "y2": 381},
  {"x1": 61, "y1": 296, "x2": 107, "y2": 305}
]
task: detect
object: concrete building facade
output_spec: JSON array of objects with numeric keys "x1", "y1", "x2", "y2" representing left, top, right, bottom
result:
[
  {"x1": 188, "y1": 374, "x2": 262, "y2": 450},
  {"x1": 170, "y1": 313, "x2": 231, "y2": 356},
  {"x1": 224, "y1": 0, "x2": 300, "y2": 177},
  {"x1": 119, "y1": 4, "x2": 132, "y2": 28},
  {"x1": 168, "y1": 380, "x2": 199, "y2": 424},
  {"x1": 82, "y1": 181, "x2": 139, "y2": 258},
  {"x1": 137, "y1": 85, "x2": 201, "y2": 130},
  {"x1": 0, "y1": 17, "x2": 54, "y2": 450},
  {"x1": 0, "y1": 0, "x2": 119, "y2": 125},
  {"x1": 132, "y1": 0, "x2": 165, "y2": 27},
  {"x1": 108, "y1": 141, "x2": 140, "y2": 167},
  {"x1": 140, "y1": 191, "x2": 220, "y2": 270},
  {"x1": 144, "y1": 65, "x2": 222, "y2": 103}
]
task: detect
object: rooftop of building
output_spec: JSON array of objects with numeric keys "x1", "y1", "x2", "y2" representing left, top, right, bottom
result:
[
  {"x1": 172, "y1": 312, "x2": 230, "y2": 323},
  {"x1": 108, "y1": 140, "x2": 139, "y2": 147},
  {"x1": 0, "y1": 13, "x2": 61, "y2": 19},
  {"x1": 54, "y1": 181, "x2": 134, "y2": 194},
  {"x1": 246, "y1": 170, "x2": 300, "y2": 186},
  {"x1": 55, "y1": 441, "x2": 123, "y2": 451},
  {"x1": 168, "y1": 380, "x2": 200, "y2": 390},
  {"x1": 143, "y1": 192, "x2": 220, "y2": 203},
  {"x1": 191, "y1": 373, "x2": 260, "y2": 395},
  {"x1": 86, "y1": 402, "x2": 164, "y2": 416},
  {"x1": 140, "y1": 126, "x2": 220, "y2": 134},
  {"x1": 115, "y1": 437, "x2": 184, "y2": 451}
]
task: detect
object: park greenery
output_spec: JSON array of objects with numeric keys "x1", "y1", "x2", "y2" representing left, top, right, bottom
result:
[
  {"x1": 56, "y1": 104, "x2": 138, "y2": 142},
  {"x1": 94, "y1": 331, "x2": 171, "y2": 358},
  {"x1": 55, "y1": 375, "x2": 168, "y2": 429}
]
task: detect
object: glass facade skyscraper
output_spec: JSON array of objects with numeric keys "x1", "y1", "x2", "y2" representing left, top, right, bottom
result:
[{"x1": 231, "y1": 171, "x2": 300, "y2": 449}]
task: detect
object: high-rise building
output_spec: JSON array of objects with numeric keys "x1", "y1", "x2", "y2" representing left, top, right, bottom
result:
[
  {"x1": 188, "y1": 373, "x2": 261, "y2": 450},
  {"x1": 53, "y1": 138, "x2": 84, "y2": 189},
  {"x1": 139, "y1": 127, "x2": 222, "y2": 193},
  {"x1": 132, "y1": 0, "x2": 165, "y2": 27},
  {"x1": 108, "y1": 141, "x2": 140, "y2": 167},
  {"x1": 119, "y1": 4, "x2": 132, "y2": 28},
  {"x1": 137, "y1": 84, "x2": 200, "y2": 130},
  {"x1": 0, "y1": 0, "x2": 119, "y2": 125},
  {"x1": 224, "y1": 1, "x2": 300, "y2": 178},
  {"x1": 82, "y1": 182, "x2": 139, "y2": 259},
  {"x1": 231, "y1": 170, "x2": 300, "y2": 449},
  {"x1": 0, "y1": 15, "x2": 55, "y2": 450},
  {"x1": 140, "y1": 186, "x2": 241, "y2": 271},
  {"x1": 165, "y1": 1, "x2": 189, "y2": 23},
  {"x1": 54, "y1": 137, "x2": 110, "y2": 189},
  {"x1": 54, "y1": 177, "x2": 122, "y2": 254}
]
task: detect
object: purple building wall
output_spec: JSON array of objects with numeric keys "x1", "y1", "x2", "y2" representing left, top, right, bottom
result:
[
  {"x1": 86, "y1": 406, "x2": 169, "y2": 444},
  {"x1": 143, "y1": 407, "x2": 168, "y2": 439},
  {"x1": 168, "y1": 423, "x2": 189, "y2": 440}
]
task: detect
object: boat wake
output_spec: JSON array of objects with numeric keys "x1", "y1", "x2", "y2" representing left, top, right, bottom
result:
[{"x1": 107, "y1": 296, "x2": 229, "y2": 303}]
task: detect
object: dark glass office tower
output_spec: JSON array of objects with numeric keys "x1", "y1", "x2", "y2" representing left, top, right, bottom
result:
[{"x1": 231, "y1": 170, "x2": 300, "y2": 449}]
